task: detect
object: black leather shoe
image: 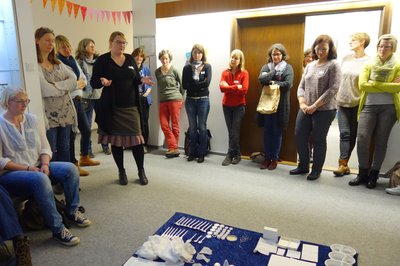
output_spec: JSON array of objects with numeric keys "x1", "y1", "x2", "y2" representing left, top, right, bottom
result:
[
  {"x1": 348, "y1": 168, "x2": 369, "y2": 186},
  {"x1": 289, "y1": 167, "x2": 309, "y2": 175},
  {"x1": 119, "y1": 169, "x2": 128, "y2": 185},
  {"x1": 187, "y1": 155, "x2": 196, "y2": 162},
  {"x1": 366, "y1": 169, "x2": 379, "y2": 189},
  {"x1": 307, "y1": 171, "x2": 321, "y2": 181},
  {"x1": 197, "y1": 156, "x2": 204, "y2": 163},
  {"x1": 138, "y1": 169, "x2": 148, "y2": 185}
]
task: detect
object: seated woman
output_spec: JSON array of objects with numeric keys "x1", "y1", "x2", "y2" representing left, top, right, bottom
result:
[{"x1": 0, "y1": 87, "x2": 91, "y2": 246}]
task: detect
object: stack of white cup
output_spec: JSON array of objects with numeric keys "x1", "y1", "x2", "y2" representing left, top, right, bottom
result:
[{"x1": 324, "y1": 244, "x2": 356, "y2": 266}]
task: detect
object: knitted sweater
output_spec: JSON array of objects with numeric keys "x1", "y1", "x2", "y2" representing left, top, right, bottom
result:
[
  {"x1": 297, "y1": 60, "x2": 341, "y2": 110},
  {"x1": 155, "y1": 66, "x2": 183, "y2": 102}
]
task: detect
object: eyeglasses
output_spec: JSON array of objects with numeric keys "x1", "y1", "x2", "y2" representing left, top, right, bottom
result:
[
  {"x1": 378, "y1": 45, "x2": 392, "y2": 50},
  {"x1": 272, "y1": 53, "x2": 282, "y2": 57},
  {"x1": 11, "y1": 99, "x2": 30, "y2": 105},
  {"x1": 315, "y1": 48, "x2": 328, "y2": 52},
  {"x1": 114, "y1": 40, "x2": 128, "y2": 45}
]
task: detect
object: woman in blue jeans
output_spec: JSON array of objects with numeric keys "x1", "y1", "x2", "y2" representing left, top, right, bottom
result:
[
  {"x1": 0, "y1": 185, "x2": 32, "y2": 265},
  {"x1": 35, "y1": 27, "x2": 75, "y2": 163},
  {"x1": 182, "y1": 44, "x2": 212, "y2": 163},
  {"x1": 349, "y1": 34, "x2": 400, "y2": 189},
  {"x1": 258, "y1": 43, "x2": 293, "y2": 170},
  {"x1": 55, "y1": 35, "x2": 100, "y2": 177},
  {"x1": 0, "y1": 87, "x2": 91, "y2": 246}
]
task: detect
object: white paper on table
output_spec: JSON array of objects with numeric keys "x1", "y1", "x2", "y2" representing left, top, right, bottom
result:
[
  {"x1": 277, "y1": 238, "x2": 289, "y2": 249},
  {"x1": 300, "y1": 244, "x2": 319, "y2": 262},
  {"x1": 286, "y1": 249, "x2": 301, "y2": 259},
  {"x1": 123, "y1": 256, "x2": 184, "y2": 266},
  {"x1": 268, "y1": 254, "x2": 316, "y2": 266},
  {"x1": 253, "y1": 237, "x2": 277, "y2": 255},
  {"x1": 277, "y1": 248, "x2": 286, "y2": 256}
]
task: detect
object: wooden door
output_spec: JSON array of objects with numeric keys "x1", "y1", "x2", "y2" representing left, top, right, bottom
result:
[{"x1": 235, "y1": 15, "x2": 305, "y2": 162}]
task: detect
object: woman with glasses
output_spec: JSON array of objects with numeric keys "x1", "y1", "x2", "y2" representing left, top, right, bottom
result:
[
  {"x1": 0, "y1": 87, "x2": 91, "y2": 246},
  {"x1": 334, "y1": 32, "x2": 370, "y2": 177},
  {"x1": 91, "y1": 31, "x2": 153, "y2": 186},
  {"x1": 258, "y1": 43, "x2": 293, "y2": 170},
  {"x1": 35, "y1": 27, "x2": 76, "y2": 163},
  {"x1": 290, "y1": 35, "x2": 341, "y2": 180},
  {"x1": 349, "y1": 34, "x2": 400, "y2": 189}
]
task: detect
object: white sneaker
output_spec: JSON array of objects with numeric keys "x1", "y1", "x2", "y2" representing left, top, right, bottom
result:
[{"x1": 385, "y1": 186, "x2": 400, "y2": 195}]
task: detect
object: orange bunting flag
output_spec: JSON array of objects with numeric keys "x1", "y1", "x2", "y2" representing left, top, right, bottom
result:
[
  {"x1": 73, "y1": 3, "x2": 80, "y2": 18},
  {"x1": 42, "y1": 0, "x2": 48, "y2": 8},
  {"x1": 80, "y1": 6, "x2": 87, "y2": 22},
  {"x1": 50, "y1": 0, "x2": 57, "y2": 12},
  {"x1": 66, "y1": 1, "x2": 73, "y2": 16},
  {"x1": 58, "y1": 0, "x2": 65, "y2": 14}
]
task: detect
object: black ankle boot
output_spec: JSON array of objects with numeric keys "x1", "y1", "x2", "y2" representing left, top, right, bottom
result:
[
  {"x1": 118, "y1": 169, "x2": 128, "y2": 185},
  {"x1": 349, "y1": 168, "x2": 369, "y2": 186},
  {"x1": 138, "y1": 169, "x2": 148, "y2": 185},
  {"x1": 13, "y1": 236, "x2": 32, "y2": 266},
  {"x1": 367, "y1": 169, "x2": 379, "y2": 189}
]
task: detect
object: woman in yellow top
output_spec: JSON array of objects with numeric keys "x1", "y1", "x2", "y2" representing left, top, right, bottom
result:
[{"x1": 349, "y1": 34, "x2": 400, "y2": 189}]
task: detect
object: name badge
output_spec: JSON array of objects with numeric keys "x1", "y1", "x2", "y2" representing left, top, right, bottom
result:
[
  {"x1": 234, "y1": 80, "x2": 239, "y2": 84},
  {"x1": 201, "y1": 71, "x2": 205, "y2": 74},
  {"x1": 128, "y1": 66, "x2": 134, "y2": 70}
]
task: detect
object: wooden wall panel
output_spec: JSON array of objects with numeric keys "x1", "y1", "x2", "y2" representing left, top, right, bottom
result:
[
  {"x1": 156, "y1": 0, "x2": 338, "y2": 18},
  {"x1": 235, "y1": 15, "x2": 305, "y2": 162}
]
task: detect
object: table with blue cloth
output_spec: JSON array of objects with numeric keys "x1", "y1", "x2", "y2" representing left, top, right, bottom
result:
[{"x1": 127, "y1": 212, "x2": 358, "y2": 266}]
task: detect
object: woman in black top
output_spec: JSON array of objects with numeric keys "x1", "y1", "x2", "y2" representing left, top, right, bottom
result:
[
  {"x1": 90, "y1": 31, "x2": 153, "y2": 186},
  {"x1": 182, "y1": 44, "x2": 212, "y2": 163}
]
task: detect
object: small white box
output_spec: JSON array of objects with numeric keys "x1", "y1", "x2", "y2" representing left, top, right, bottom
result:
[{"x1": 263, "y1": 226, "x2": 279, "y2": 243}]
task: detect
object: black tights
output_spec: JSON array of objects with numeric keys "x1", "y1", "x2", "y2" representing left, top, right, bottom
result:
[{"x1": 111, "y1": 145, "x2": 144, "y2": 171}]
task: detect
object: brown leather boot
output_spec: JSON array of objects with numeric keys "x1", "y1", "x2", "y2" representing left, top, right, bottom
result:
[
  {"x1": 333, "y1": 158, "x2": 350, "y2": 177},
  {"x1": 79, "y1": 155, "x2": 100, "y2": 167},
  {"x1": 13, "y1": 236, "x2": 32, "y2": 266},
  {"x1": 74, "y1": 162, "x2": 89, "y2": 176}
]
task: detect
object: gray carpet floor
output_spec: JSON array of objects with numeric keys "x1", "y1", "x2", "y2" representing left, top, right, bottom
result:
[{"x1": 27, "y1": 148, "x2": 400, "y2": 266}]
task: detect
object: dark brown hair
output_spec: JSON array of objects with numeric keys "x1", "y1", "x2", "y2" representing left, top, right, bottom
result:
[{"x1": 311, "y1": 34, "x2": 337, "y2": 60}]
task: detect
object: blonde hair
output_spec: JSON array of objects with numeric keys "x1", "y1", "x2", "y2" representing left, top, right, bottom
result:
[
  {"x1": 377, "y1": 34, "x2": 397, "y2": 52},
  {"x1": 229, "y1": 49, "x2": 245, "y2": 71},
  {"x1": 55, "y1": 35, "x2": 72, "y2": 54},
  {"x1": 351, "y1": 32, "x2": 370, "y2": 48},
  {"x1": 109, "y1": 31, "x2": 126, "y2": 49}
]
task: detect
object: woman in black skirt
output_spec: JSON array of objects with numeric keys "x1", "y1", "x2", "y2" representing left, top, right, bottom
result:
[{"x1": 91, "y1": 31, "x2": 153, "y2": 185}]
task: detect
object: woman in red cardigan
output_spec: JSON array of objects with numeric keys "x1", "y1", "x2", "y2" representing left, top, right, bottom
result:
[{"x1": 219, "y1": 49, "x2": 249, "y2": 166}]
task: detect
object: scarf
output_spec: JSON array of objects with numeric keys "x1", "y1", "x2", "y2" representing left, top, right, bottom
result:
[
  {"x1": 57, "y1": 54, "x2": 80, "y2": 80},
  {"x1": 191, "y1": 61, "x2": 203, "y2": 81},
  {"x1": 370, "y1": 54, "x2": 397, "y2": 82}
]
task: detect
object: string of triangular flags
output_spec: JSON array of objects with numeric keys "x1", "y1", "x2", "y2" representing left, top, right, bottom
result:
[{"x1": 37, "y1": 0, "x2": 132, "y2": 25}]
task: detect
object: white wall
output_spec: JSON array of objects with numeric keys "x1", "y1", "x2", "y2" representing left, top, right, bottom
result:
[{"x1": 156, "y1": 13, "x2": 232, "y2": 153}]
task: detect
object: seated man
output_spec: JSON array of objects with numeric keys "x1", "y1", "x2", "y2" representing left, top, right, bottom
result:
[
  {"x1": 0, "y1": 87, "x2": 91, "y2": 246},
  {"x1": 0, "y1": 185, "x2": 32, "y2": 266}
]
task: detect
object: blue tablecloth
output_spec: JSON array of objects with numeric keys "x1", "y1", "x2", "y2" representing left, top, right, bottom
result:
[{"x1": 130, "y1": 212, "x2": 358, "y2": 266}]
